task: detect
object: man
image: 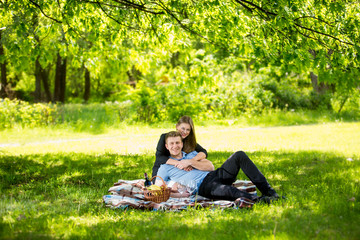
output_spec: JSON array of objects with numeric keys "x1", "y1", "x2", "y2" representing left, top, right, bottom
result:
[
  {"x1": 158, "y1": 131, "x2": 280, "y2": 202},
  {"x1": 155, "y1": 131, "x2": 214, "y2": 186}
]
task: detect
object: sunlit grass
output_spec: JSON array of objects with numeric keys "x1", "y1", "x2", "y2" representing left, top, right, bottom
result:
[
  {"x1": 1, "y1": 122, "x2": 359, "y2": 158},
  {"x1": 0, "y1": 122, "x2": 359, "y2": 239}
]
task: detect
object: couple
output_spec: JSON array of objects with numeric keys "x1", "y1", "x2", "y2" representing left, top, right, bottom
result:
[{"x1": 151, "y1": 116, "x2": 280, "y2": 203}]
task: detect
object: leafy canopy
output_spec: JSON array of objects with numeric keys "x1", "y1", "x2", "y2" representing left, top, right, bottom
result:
[{"x1": 1, "y1": 0, "x2": 359, "y2": 89}]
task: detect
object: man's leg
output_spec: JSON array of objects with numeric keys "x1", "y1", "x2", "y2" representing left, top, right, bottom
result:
[
  {"x1": 216, "y1": 151, "x2": 278, "y2": 197},
  {"x1": 199, "y1": 171, "x2": 257, "y2": 201}
]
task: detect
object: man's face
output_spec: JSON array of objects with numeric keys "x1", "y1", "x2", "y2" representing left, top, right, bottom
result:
[{"x1": 165, "y1": 136, "x2": 183, "y2": 156}]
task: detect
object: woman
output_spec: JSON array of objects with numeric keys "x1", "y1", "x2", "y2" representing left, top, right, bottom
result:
[{"x1": 151, "y1": 116, "x2": 208, "y2": 178}]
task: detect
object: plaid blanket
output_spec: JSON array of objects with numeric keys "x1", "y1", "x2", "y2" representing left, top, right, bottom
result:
[{"x1": 103, "y1": 179, "x2": 257, "y2": 211}]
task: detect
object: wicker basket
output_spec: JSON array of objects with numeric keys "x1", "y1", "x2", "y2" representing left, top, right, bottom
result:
[{"x1": 143, "y1": 176, "x2": 171, "y2": 203}]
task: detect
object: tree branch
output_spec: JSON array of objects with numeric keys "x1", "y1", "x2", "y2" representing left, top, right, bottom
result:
[
  {"x1": 233, "y1": 0, "x2": 355, "y2": 47},
  {"x1": 111, "y1": 0, "x2": 164, "y2": 15},
  {"x1": 95, "y1": 0, "x2": 139, "y2": 30},
  {"x1": 157, "y1": 0, "x2": 213, "y2": 44},
  {"x1": 235, "y1": 0, "x2": 276, "y2": 18},
  {"x1": 294, "y1": 24, "x2": 331, "y2": 50},
  {"x1": 144, "y1": 13, "x2": 163, "y2": 45},
  {"x1": 294, "y1": 16, "x2": 335, "y2": 28},
  {"x1": 27, "y1": 0, "x2": 62, "y2": 23},
  {"x1": 233, "y1": 0, "x2": 254, "y2": 14},
  {"x1": 294, "y1": 22, "x2": 354, "y2": 46}
]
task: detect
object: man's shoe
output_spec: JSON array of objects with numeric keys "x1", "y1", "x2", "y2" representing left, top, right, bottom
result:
[
  {"x1": 266, "y1": 188, "x2": 279, "y2": 198},
  {"x1": 256, "y1": 193, "x2": 286, "y2": 204},
  {"x1": 256, "y1": 195, "x2": 278, "y2": 204}
]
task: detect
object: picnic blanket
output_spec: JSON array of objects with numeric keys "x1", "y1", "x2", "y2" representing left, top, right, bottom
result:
[{"x1": 103, "y1": 179, "x2": 257, "y2": 211}]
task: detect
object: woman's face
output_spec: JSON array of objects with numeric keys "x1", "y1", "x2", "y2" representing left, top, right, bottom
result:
[{"x1": 176, "y1": 123, "x2": 191, "y2": 139}]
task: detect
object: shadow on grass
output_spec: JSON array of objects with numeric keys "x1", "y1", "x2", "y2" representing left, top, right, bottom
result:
[
  {"x1": 0, "y1": 153, "x2": 154, "y2": 190},
  {"x1": 0, "y1": 150, "x2": 359, "y2": 239}
]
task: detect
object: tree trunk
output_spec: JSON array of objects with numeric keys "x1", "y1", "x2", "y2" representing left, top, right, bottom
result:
[
  {"x1": 338, "y1": 96, "x2": 349, "y2": 114},
  {"x1": 54, "y1": 52, "x2": 67, "y2": 103},
  {"x1": 126, "y1": 65, "x2": 142, "y2": 88},
  {"x1": 60, "y1": 57, "x2": 67, "y2": 102},
  {"x1": 0, "y1": 31, "x2": 8, "y2": 98},
  {"x1": 35, "y1": 56, "x2": 52, "y2": 102},
  {"x1": 54, "y1": 54, "x2": 61, "y2": 102},
  {"x1": 83, "y1": 66, "x2": 90, "y2": 102},
  {"x1": 310, "y1": 72, "x2": 331, "y2": 94},
  {"x1": 170, "y1": 51, "x2": 180, "y2": 68},
  {"x1": 41, "y1": 67, "x2": 52, "y2": 102},
  {"x1": 310, "y1": 72, "x2": 332, "y2": 109},
  {"x1": 34, "y1": 57, "x2": 42, "y2": 102}
]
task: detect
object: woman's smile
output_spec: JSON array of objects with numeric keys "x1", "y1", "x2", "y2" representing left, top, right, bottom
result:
[{"x1": 176, "y1": 123, "x2": 191, "y2": 139}]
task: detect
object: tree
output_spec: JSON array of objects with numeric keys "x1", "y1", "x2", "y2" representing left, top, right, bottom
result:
[
  {"x1": 83, "y1": 66, "x2": 90, "y2": 102},
  {"x1": 54, "y1": 52, "x2": 67, "y2": 103},
  {"x1": 40, "y1": 1, "x2": 359, "y2": 88},
  {"x1": 2, "y1": 0, "x2": 359, "y2": 103},
  {"x1": 0, "y1": 29, "x2": 7, "y2": 98}
]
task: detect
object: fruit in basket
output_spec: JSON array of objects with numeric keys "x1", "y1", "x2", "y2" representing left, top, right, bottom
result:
[{"x1": 147, "y1": 185, "x2": 161, "y2": 191}]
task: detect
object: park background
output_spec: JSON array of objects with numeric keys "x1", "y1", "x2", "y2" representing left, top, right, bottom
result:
[{"x1": 1, "y1": 1, "x2": 360, "y2": 239}]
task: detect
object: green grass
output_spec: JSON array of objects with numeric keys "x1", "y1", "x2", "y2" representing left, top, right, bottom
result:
[{"x1": 1, "y1": 123, "x2": 360, "y2": 239}]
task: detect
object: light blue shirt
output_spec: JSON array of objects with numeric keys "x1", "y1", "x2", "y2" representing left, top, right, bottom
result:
[
  {"x1": 157, "y1": 150, "x2": 210, "y2": 193},
  {"x1": 169, "y1": 151, "x2": 198, "y2": 161}
]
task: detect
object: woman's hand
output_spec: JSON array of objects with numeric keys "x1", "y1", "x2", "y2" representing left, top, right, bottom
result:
[
  {"x1": 183, "y1": 166, "x2": 193, "y2": 171},
  {"x1": 174, "y1": 159, "x2": 192, "y2": 169}
]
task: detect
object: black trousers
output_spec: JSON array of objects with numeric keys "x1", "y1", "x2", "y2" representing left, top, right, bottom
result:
[{"x1": 198, "y1": 151, "x2": 271, "y2": 201}]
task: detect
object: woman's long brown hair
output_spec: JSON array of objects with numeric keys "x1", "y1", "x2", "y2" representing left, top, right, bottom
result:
[{"x1": 177, "y1": 116, "x2": 197, "y2": 153}]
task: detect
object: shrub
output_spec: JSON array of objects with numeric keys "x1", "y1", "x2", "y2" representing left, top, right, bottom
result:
[{"x1": 0, "y1": 98, "x2": 56, "y2": 129}]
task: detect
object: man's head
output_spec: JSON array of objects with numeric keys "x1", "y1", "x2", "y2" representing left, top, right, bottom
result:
[{"x1": 165, "y1": 131, "x2": 183, "y2": 158}]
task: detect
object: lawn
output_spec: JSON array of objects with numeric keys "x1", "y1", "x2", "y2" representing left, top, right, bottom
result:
[{"x1": 0, "y1": 122, "x2": 359, "y2": 239}]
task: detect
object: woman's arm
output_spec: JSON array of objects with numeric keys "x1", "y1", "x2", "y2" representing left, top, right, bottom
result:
[
  {"x1": 152, "y1": 134, "x2": 171, "y2": 178},
  {"x1": 190, "y1": 159, "x2": 214, "y2": 171},
  {"x1": 175, "y1": 158, "x2": 214, "y2": 171},
  {"x1": 191, "y1": 151, "x2": 206, "y2": 162},
  {"x1": 177, "y1": 144, "x2": 210, "y2": 171},
  {"x1": 195, "y1": 143, "x2": 208, "y2": 158},
  {"x1": 178, "y1": 144, "x2": 208, "y2": 171}
]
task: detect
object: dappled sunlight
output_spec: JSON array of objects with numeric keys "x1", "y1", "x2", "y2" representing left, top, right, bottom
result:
[
  {"x1": 267, "y1": 173, "x2": 289, "y2": 182},
  {"x1": 1, "y1": 127, "x2": 360, "y2": 239},
  {"x1": 66, "y1": 216, "x2": 103, "y2": 227},
  {"x1": 57, "y1": 171, "x2": 85, "y2": 184}
]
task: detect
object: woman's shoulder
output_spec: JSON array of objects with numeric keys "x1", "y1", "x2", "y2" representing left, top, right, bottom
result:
[{"x1": 157, "y1": 133, "x2": 167, "y2": 144}]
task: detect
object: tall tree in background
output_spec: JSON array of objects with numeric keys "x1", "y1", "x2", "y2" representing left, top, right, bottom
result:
[
  {"x1": 0, "y1": 30, "x2": 7, "y2": 98},
  {"x1": 54, "y1": 52, "x2": 67, "y2": 103},
  {"x1": 83, "y1": 66, "x2": 90, "y2": 102}
]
